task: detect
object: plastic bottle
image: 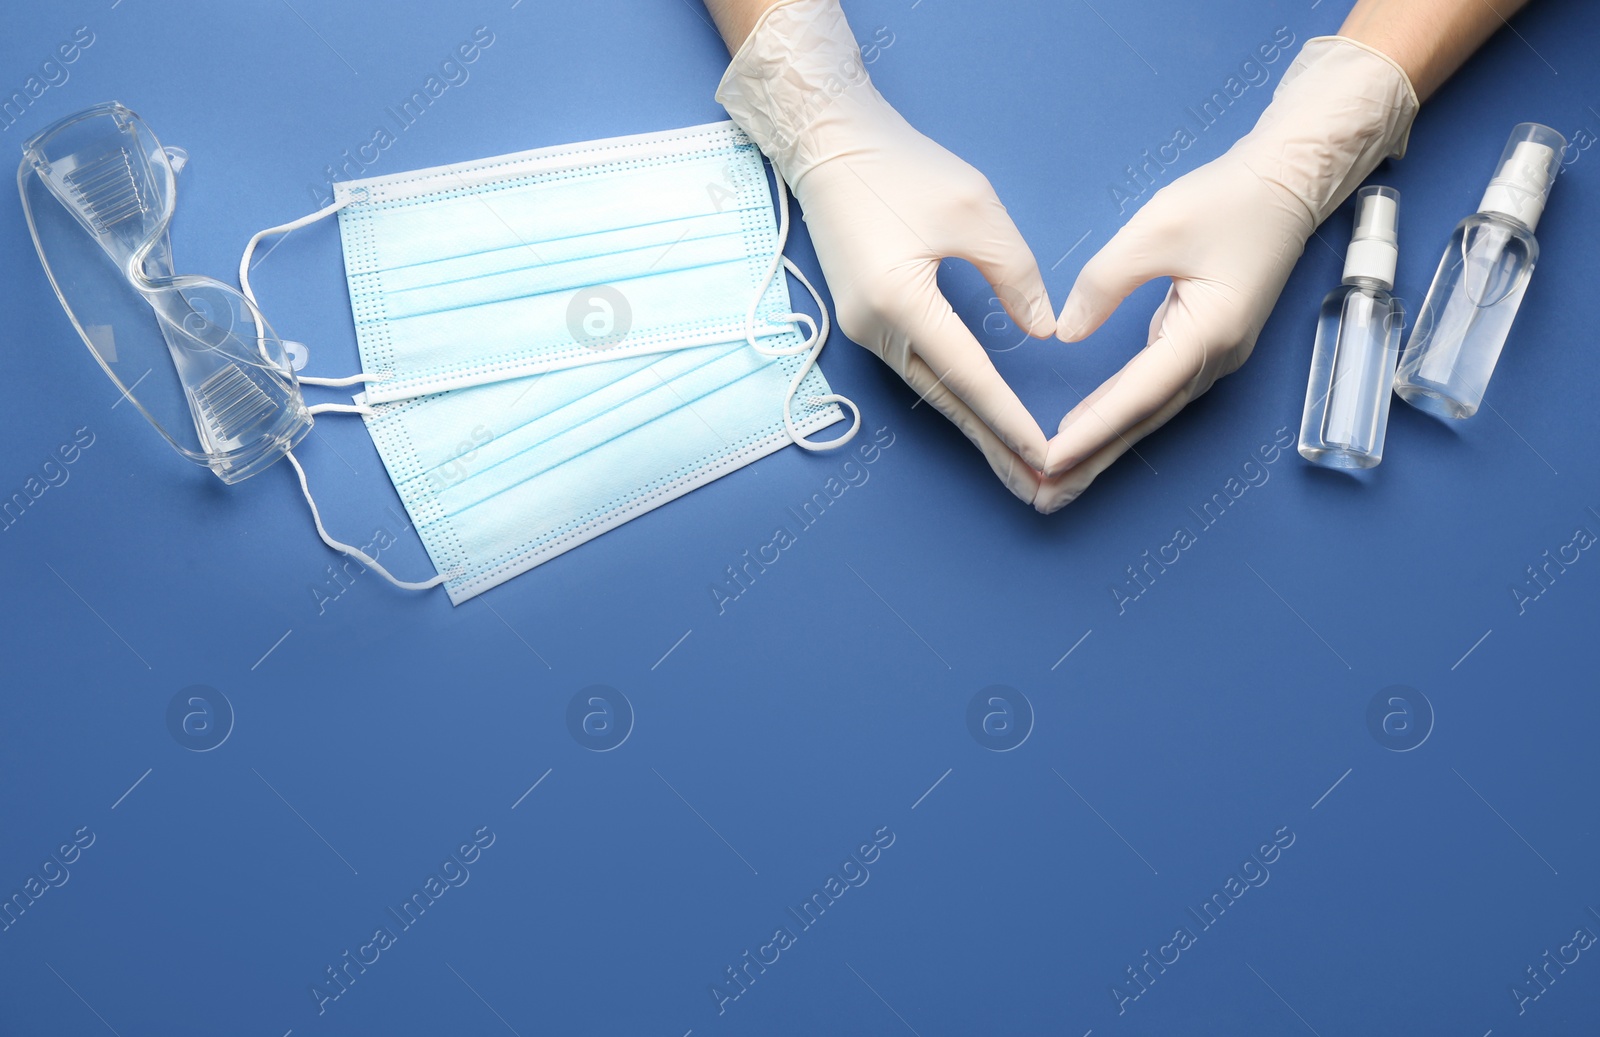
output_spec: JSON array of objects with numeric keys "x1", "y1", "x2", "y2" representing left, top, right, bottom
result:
[
  {"x1": 1393, "y1": 124, "x2": 1566, "y2": 419},
  {"x1": 1299, "y1": 186, "x2": 1404, "y2": 469}
]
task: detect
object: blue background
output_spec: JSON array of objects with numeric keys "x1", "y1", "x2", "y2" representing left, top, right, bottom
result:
[{"x1": 2, "y1": 1, "x2": 1598, "y2": 1034}]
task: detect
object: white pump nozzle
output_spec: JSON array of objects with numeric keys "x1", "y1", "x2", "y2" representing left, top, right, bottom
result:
[
  {"x1": 1342, "y1": 185, "x2": 1399, "y2": 290},
  {"x1": 1478, "y1": 124, "x2": 1567, "y2": 231}
]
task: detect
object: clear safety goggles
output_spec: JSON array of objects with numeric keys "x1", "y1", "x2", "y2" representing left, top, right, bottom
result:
[{"x1": 19, "y1": 101, "x2": 311, "y2": 484}]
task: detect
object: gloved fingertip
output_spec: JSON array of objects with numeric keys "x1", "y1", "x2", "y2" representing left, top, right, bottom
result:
[
  {"x1": 1028, "y1": 292, "x2": 1057, "y2": 339},
  {"x1": 1006, "y1": 470, "x2": 1039, "y2": 506},
  {"x1": 1033, "y1": 487, "x2": 1069, "y2": 515},
  {"x1": 991, "y1": 444, "x2": 1042, "y2": 505},
  {"x1": 1040, "y1": 437, "x2": 1076, "y2": 479},
  {"x1": 1056, "y1": 296, "x2": 1090, "y2": 343}
]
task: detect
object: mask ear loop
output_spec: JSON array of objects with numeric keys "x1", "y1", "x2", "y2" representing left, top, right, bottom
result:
[
  {"x1": 239, "y1": 191, "x2": 390, "y2": 387},
  {"x1": 243, "y1": 193, "x2": 445, "y2": 593},
  {"x1": 284, "y1": 450, "x2": 453, "y2": 592},
  {"x1": 743, "y1": 172, "x2": 861, "y2": 452},
  {"x1": 306, "y1": 402, "x2": 376, "y2": 417}
]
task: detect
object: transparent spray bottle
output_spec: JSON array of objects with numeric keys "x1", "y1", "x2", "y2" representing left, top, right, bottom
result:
[
  {"x1": 1394, "y1": 123, "x2": 1566, "y2": 419},
  {"x1": 1298, "y1": 185, "x2": 1403, "y2": 469}
]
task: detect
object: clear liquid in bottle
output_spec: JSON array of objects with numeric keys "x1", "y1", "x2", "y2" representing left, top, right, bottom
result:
[
  {"x1": 1394, "y1": 123, "x2": 1564, "y2": 419},
  {"x1": 1299, "y1": 185, "x2": 1403, "y2": 469},
  {"x1": 1393, "y1": 214, "x2": 1536, "y2": 418},
  {"x1": 1299, "y1": 283, "x2": 1404, "y2": 468}
]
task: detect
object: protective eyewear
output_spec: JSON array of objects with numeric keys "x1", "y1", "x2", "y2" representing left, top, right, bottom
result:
[{"x1": 19, "y1": 101, "x2": 311, "y2": 483}]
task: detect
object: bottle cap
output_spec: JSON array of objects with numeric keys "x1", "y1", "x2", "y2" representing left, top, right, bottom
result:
[
  {"x1": 1478, "y1": 123, "x2": 1566, "y2": 231},
  {"x1": 1342, "y1": 185, "x2": 1399, "y2": 289}
]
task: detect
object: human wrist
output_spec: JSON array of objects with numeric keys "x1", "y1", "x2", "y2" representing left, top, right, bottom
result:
[
  {"x1": 714, "y1": 0, "x2": 891, "y2": 185},
  {"x1": 1237, "y1": 35, "x2": 1419, "y2": 227}
]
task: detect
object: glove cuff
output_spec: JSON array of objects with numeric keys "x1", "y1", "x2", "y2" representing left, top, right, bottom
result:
[
  {"x1": 714, "y1": 0, "x2": 886, "y2": 185},
  {"x1": 1242, "y1": 35, "x2": 1420, "y2": 226}
]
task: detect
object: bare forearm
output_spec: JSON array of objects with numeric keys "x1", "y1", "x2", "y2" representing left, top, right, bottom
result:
[
  {"x1": 704, "y1": 0, "x2": 787, "y2": 52},
  {"x1": 1339, "y1": 0, "x2": 1532, "y2": 101}
]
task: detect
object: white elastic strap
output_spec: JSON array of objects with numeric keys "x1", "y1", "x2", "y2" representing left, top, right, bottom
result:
[
  {"x1": 238, "y1": 196, "x2": 386, "y2": 388},
  {"x1": 239, "y1": 196, "x2": 349, "y2": 315},
  {"x1": 284, "y1": 450, "x2": 448, "y2": 592},
  {"x1": 307, "y1": 402, "x2": 377, "y2": 417},
  {"x1": 299, "y1": 371, "x2": 380, "y2": 388},
  {"x1": 743, "y1": 171, "x2": 860, "y2": 451},
  {"x1": 778, "y1": 256, "x2": 860, "y2": 450}
]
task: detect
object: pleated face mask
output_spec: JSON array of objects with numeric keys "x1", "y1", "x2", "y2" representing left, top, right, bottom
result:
[{"x1": 241, "y1": 121, "x2": 858, "y2": 604}]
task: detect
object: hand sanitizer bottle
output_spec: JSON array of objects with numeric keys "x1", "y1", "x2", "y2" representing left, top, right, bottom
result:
[
  {"x1": 1394, "y1": 124, "x2": 1566, "y2": 419},
  {"x1": 1299, "y1": 186, "x2": 1404, "y2": 469}
]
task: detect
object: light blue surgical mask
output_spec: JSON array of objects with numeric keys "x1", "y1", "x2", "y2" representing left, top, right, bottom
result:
[
  {"x1": 361, "y1": 336, "x2": 844, "y2": 603},
  {"x1": 240, "y1": 121, "x2": 858, "y2": 602}
]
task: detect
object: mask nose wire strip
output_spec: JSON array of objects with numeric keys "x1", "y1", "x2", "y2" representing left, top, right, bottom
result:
[
  {"x1": 284, "y1": 450, "x2": 449, "y2": 592},
  {"x1": 742, "y1": 170, "x2": 861, "y2": 452},
  {"x1": 238, "y1": 195, "x2": 387, "y2": 387}
]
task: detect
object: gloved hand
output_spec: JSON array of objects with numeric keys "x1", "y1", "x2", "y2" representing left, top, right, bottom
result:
[
  {"x1": 1036, "y1": 36, "x2": 1418, "y2": 513},
  {"x1": 717, "y1": 0, "x2": 1056, "y2": 503}
]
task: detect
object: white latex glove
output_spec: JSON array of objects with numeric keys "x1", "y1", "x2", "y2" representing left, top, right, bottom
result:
[
  {"x1": 717, "y1": 0, "x2": 1056, "y2": 503},
  {"x1": 1036, "y1": 36, "x2": 1418, "y2": 514}
]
